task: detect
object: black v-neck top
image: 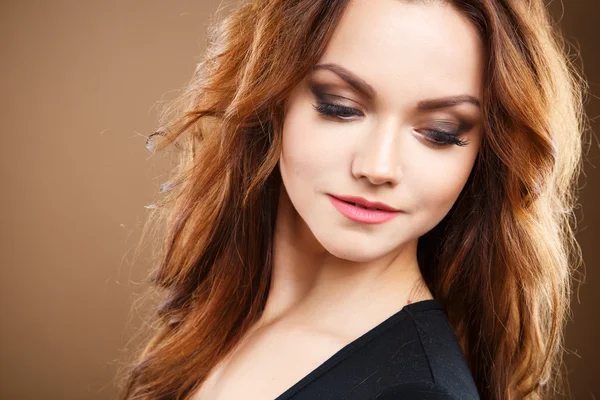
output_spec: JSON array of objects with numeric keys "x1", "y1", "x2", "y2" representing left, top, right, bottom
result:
[{"x1": 273, "y1": 299, "x2": 480, "y2": 400}]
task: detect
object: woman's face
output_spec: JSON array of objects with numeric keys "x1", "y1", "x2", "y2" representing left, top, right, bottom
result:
[{"x1": 279, "y1": 0, "x2": 484, "y2": 262}]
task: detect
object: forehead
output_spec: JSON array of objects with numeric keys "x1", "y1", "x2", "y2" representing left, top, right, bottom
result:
[{"x1": 316, "y1": 0, "x2": 484, "y2": 105}]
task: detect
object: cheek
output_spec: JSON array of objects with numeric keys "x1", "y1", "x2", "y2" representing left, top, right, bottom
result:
[
  {"x1": 279, "y1": 98, "x2": 349, "y2": 194},
  {"x1": 412, "y1": 152, "x2": 476, "y2": 220},
  {"x1": 280, "y1": 110, "x2": 323, "y2": 190}
]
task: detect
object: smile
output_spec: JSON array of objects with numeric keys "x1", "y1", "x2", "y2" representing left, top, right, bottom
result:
[{"x1": 328, "y1": 195, "x2": 402, "y2": 224}]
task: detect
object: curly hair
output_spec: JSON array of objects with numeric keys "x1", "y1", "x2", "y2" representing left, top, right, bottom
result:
[{"x1": 117, "y1": 1, "x2": 588, "y2": 398}]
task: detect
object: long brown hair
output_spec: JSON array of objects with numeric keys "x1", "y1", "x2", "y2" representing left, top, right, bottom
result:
[{"x1": 118, "y1": 0, "x2": 588, "y2": 398}]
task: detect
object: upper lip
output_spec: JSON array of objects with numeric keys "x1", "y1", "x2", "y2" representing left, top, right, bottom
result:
[{"x1": 331, "y1": 194, "x2": 400, "y2": 211}]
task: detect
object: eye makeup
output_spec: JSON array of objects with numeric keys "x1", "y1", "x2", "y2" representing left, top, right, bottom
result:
[
  {"x1": 415, "y1": 120, "x2": 472, "y2": 147},
  {"x1": 308, "y1": 78, "x2": 475, "y2": 147},
  {"x1": 415, "y1": 127, "x2": 470, "y2": 147},
  {"x1": 309, "y1": 80, "x2": 364, "y2": 118}
]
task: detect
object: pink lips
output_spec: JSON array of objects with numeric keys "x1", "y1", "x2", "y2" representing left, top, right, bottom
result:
[{"x1": 328, "y1": 194, "x2": 402, "y2": 224}]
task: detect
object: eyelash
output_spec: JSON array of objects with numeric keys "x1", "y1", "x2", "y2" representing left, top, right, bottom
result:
[{"x1": 311, "y1": 101, "x2": 470, "y2": 147}]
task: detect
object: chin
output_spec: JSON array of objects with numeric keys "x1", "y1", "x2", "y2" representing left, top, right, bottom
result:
[{"x1": 316, "y1": 236, "x2": 392, "y2": 263}]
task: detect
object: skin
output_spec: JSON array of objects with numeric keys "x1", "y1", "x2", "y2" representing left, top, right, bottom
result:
[
  {"x1": 193, "y1": 1, "x2": 484, "y2": 398},
  {"x1": 267, "y1": 0, "x2": 484, "y2": 330}
]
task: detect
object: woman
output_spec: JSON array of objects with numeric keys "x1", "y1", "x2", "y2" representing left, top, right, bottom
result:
[{"x1": 119, "y1": 0, "x2": 587, "y2": 399}]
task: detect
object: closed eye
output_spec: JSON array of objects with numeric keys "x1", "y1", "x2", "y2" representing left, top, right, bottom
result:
[
  {"x1": 416, "y1": 129, "x2": 470, "y2": 147},
  {"x1": 312, "y1": 101, "x2": 363, "y2": 120},
  {"x1": 312, "y1": 101, "x2": 471, "y2": 147}
]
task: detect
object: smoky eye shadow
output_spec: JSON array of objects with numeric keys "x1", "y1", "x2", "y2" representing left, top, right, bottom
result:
[
  {"x1": 308, "y1": 75, "x2": 477, "y2": 131},
  {"x1": 308, "y1": 80, "x2": 329, "y2": 101},
  {"x1": 309, "y1": 81, "x2": 356, "y2": 107}
]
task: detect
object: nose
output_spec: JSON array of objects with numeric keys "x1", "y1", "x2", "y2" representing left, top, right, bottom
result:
[{"x1": 352, "y1": 118, "x2": 403, "y2": 186}]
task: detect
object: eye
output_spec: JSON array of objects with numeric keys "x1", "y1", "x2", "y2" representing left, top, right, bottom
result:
[
  {"x1": 417, "y1": 129, "x2": 470, "y2": 147},
  {"x1": 312, "y1": 101, "x2": 363, "y2": 120}
]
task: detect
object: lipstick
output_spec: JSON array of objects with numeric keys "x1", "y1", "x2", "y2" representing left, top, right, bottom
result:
[{"x1": 328, "y1": 194, "x2": 402, "y2": 224}]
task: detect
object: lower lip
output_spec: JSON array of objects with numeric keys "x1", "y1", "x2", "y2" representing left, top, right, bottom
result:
[{"x1": 328, "y1": 195, "x2": 402, "y2": 224}]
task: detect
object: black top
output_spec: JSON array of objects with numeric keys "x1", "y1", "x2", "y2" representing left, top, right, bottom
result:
[{"x1": 274, "y1": 299, "x2": 480, "y2": 400}]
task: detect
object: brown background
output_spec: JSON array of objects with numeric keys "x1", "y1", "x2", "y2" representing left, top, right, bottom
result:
[{"x1": 0, "y1": 1, "x2": 597, "y2": 399}]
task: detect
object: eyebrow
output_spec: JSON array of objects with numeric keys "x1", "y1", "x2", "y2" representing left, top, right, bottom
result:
[{"x1": 311, "y1": 63, "x2": 481, "y2": 110}]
